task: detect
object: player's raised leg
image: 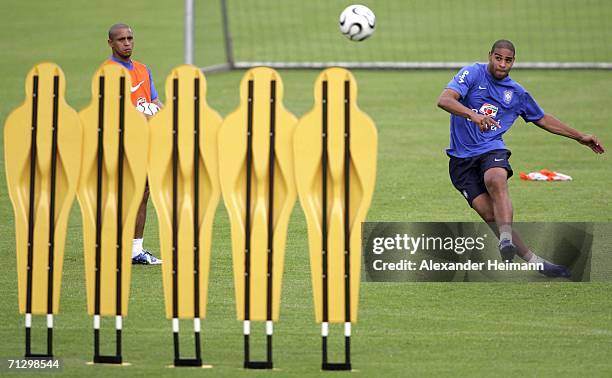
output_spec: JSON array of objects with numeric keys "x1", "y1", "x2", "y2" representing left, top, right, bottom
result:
[
  {"x1": 482, "y1": 167, "x2": 517, "y2": 261},
  {"x1": 472, "y1": 192, "x2": 570, "y2": 277}
]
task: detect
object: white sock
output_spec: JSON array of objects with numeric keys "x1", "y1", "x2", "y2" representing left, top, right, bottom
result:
[
  {"x1": 132, "y1": 238, "x2": 144, "y2": 258},
  {"x1": 499, "y1": 225, "x2": 512, "y2": 243},
  {"x1": 525, "y1": 253, "x2": 545, "y2": 265},
  {"x1": 499, "y1": 232, "x2": 512, "y2": 243}
]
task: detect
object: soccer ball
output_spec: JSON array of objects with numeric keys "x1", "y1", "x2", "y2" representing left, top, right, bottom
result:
[
  {"x1": 136, "y1": 102, "x2": 160, "y2": 116},
  {"x1": 339, "y1": 4, "x2": 376, "y2": 41}
]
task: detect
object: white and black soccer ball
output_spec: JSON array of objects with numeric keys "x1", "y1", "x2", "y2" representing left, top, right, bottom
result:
[
  {"x1": 136, "y1": 102, "x2": 160, "y2": 116},
  {"x1": 339, "y1": 4, "x2": 376, "y2": 41}
]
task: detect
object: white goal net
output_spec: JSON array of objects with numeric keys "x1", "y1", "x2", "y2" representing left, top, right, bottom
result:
[{"x1": 192, "y1": 0, "x2": 612, "y2": 71}]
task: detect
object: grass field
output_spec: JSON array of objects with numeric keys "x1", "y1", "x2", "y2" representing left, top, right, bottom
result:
[{"x1": 1, "y1": 1, "x2": 612, "y2": 377}]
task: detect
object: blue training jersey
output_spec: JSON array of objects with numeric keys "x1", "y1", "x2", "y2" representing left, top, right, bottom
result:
[{"x1": 445, "y1": 63, "x2": 544, "y2": 158}]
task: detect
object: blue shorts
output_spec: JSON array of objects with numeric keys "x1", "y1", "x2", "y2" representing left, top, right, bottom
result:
[{"x1": 448, "y1": 149, "x2": 513, "y2": 206}]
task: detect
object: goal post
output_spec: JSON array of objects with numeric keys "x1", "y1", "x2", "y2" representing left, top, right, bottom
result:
[{"x1": 187, "y1": 0, "x2": 612, "y2": 71}]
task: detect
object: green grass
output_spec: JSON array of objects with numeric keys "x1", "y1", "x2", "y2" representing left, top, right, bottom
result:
[{"x1": 1, "y1": 1, "x2": 612, "y2": 377}]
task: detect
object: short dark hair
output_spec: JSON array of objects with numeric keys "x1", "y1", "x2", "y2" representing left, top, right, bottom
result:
[
  {"x1": 490, "y1": 39, "x2": 515, "y2": 55},
  {"x1": 108, "y1": 23, "x2": 131, "y2": 39}
]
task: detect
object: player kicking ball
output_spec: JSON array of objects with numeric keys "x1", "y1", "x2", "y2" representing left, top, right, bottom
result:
[{"x1": 437, "y1": 39, "x2": 605, "y2": 278}]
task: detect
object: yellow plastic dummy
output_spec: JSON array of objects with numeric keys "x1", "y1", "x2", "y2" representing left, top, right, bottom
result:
[
  {"x1": 5, "y1": 62, "x2": 82, "y2": 315},
  {"x1": 148, "y1": 65, "x2": 222, "y2": 319},
  {"x1": 218, "y1": 67, "x2": 297, "y2": 322},
  {"x1": 78, "y1": 64, "x2": 148, "y2": 316},
  {"x1": 294, "y1": 68, "x2": 377, "y2": 323}
]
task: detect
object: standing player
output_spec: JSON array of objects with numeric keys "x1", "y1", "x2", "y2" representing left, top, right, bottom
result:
[
  {"x1": 437, "y1": 39, "x2": 605, "y2": 277},
  {"x1": 105, "y1": 23, "x2": 163, "y2": 265}
]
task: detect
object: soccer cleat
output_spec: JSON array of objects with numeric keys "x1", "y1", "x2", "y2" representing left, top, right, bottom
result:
[
  {"x1": 538, "y1": 261, "x2": 571, "y2": 278},
  {"x1": 498, "y1": 239, "x2": 517, "y2": 262},
  {"x1": 132, "y1": 250, "x2": 162, "y2": 265}
]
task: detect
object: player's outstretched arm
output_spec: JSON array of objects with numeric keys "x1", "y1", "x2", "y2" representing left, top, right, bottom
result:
[
  {"x1": 437, "y1": 89, "x2": 499, "y2": 131},
  {"x1": 533, "y1": 114, "x2": 605, "y2": 154}
]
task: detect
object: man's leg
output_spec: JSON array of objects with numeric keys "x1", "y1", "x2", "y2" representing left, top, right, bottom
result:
[
  {"x1": 482, "y1": 167, "x2": 513, "y2": 235},
  {"x1": 134, "y1": 184, "x2": 148, "y2": 239},
  {"x1": 448, "y1": 153, "x2": 515, "y2": 259},
  {"x1": 471, "y1": 192, "x2": 570, "y2": 277},
  {"x1": 482, "y1": 167, "x2": 516, "y2": 260},
  {"x1": 471, "y1": 192, "x2": 530, "y2": 260},
  {"x1": 132, "y1": 183, "x2": 162, "y2": 265}
]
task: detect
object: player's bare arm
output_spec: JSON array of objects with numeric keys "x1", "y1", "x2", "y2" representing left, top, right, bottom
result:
[
  {"x1": 437, "y1": 88, "x2": 499, "y2": 131},
  {"x1": 533, "y1": 114, "x2": 605, "y2": 154}
]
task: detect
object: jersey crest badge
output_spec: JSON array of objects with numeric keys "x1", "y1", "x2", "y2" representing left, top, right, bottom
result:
[{"x1": 503, "y1": 90, "x2": 513, "y2": 104}]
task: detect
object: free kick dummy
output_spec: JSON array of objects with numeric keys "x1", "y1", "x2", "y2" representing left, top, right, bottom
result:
[
  {"x1": 4, "y1": 62, "x2": 82, "y2": 357},
  {"x1": 294, "y1": 68, "x2": 377, "y2": 370},
  {"x1": 218, "y1": 67, "x2": 297, "y2": 369},
  {"x1": 78, "y1": 64, "x2": 148, "y2": 364},
  {"x1": 148, "y1": 65, "x2": 222, "y2": 367}
]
